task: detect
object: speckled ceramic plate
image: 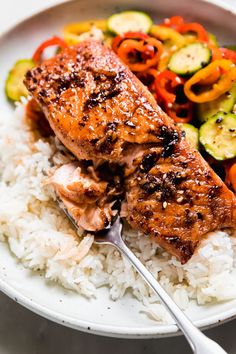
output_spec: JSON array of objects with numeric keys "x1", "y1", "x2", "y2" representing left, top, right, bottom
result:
[{"x1": 0, "y1": 0, "x2": 236, "y2": 339}]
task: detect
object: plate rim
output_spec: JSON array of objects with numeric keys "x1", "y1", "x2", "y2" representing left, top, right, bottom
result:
[{"x1": 0, "y1": 0, "x2": 236, "y2": 339}]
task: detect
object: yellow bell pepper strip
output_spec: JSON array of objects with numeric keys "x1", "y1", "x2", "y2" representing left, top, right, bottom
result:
[
  {"x1": 149, "y1": 26, "x2": 186, "y2": 71},
  {"x1": 208, "y1": 33, "x2": 219, "y2": 47},
  {"x1": 184, "y1": 59, "x2": 236, "y2": 103},
  {"x1": 157, "y1": 51, "x2": 171, "y2": 72},
  {"x1": 182, "y1": 33, "x2": 197, "y2": 45},
  {"x1": 149, "y1": 25, "x2": 185, "y2": 49},
  {"x1": 63, "y1": 19, "x2": 107, "y2": 44},
  {"x1": 183, "y1": 32, "x2": 218, "y2": 46}
]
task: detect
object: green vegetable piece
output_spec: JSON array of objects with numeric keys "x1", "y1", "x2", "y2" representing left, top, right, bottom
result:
[
  {"x1": 178, "y1": 123, "x2": 199, "y2": 150},
  {"x1": 223, "y1": 45, "x2": 236, "y2": 51},
  {"x1": 168, "y1": 43, "x2": 211, "y2": 76},
  {"x1": 107, "y1": 11, "x2": 153, "y2": 35},
  {"x1": 199, "y1": 112, "x2": 236, "y2": 160},
  {"x1": 197, "y1": 83, "x2": 236, "y2": 123},
  {"x1": 6, "y1": 59, "x2": 35, "y2": 101}
]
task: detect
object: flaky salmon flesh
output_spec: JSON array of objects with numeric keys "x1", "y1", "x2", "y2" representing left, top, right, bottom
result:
[{"x1": 24, "y1": 40, "x2": 236, "y2": 263}]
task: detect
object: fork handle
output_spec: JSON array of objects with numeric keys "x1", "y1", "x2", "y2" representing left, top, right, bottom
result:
[{"x1": 115, "y1": 239, "x2": 228, "y2": 354}]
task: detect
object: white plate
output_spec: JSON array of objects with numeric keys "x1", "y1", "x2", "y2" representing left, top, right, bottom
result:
[{"x1": 0, "y1": 0, "x2": 236, "y2": 339}]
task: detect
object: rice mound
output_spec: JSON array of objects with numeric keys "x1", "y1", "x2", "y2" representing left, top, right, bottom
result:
[{"x1": 0, "y1": 101, "x2": 236, "y2": 323}]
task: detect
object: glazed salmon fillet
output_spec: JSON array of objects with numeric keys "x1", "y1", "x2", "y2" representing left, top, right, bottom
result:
[{"x1": 24, "y1": 40, "x2": 236, "y2": 263}]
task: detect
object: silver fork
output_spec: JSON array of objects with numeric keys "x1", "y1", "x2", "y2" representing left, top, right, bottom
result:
[{"x1": 60, "y1": 200, "x2": 227, "y2": 354}]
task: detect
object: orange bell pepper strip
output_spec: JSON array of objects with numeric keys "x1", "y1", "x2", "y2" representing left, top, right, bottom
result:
[
  {"x1": 209, "y1": 45, "x2": 222, "y2": 61},
  {"x1": 200, "y1": 46, "x2": 222, "y2": 85},
  {"x1": 184, "y1": 59, "x2": 236, "y2": 103},
  {"x1": 117, "y1": 38, "x2": 163, "y2": 72},
  {"x1": 198, "y1": 67, "x2": 221, "y2": 86},
  {"x1": 228, "y1": 164, "x2": 236, "y2": 192},
  {"x1": 225, "y1": 160, "x2": 236, "y2": 192},
  {"x1": 112, "y1": 32, "x2": 149, "y2": 53},
  {"x1": 32, "y1": 36, "x2": 68, "y2": 64}
]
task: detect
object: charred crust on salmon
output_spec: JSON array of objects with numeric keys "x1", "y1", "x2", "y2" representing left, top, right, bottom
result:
[
  {"x1": 105, "y1": 122, "x2": 118, "y2": 132},
  {"x1": 162, "y1": 235, "x2": 196, "y2": 264},
  {"x1": 159, "y1": 126, "x2": 180, "y2": 158},
  {"x1": 139, "y1": 152, "x2": 159, "y2": 173}
]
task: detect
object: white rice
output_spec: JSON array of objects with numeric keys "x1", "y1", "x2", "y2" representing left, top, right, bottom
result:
[{"x1": 0, "y1": 100, "x2": 236, "y2": 323}]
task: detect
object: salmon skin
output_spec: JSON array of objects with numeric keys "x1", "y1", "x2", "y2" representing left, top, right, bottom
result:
[{"x1": 25, "y1": 40, "x2": 236, "y2": 263}]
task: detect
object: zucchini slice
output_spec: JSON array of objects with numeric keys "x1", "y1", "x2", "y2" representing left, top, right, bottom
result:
[
  {"x1": 107, "y1": 11, "x2": 153, "y2": 35},
  {"x1": 6, "y1": 59, "x2": 35, "y2": 101},
  {"x1": 168, "y1": 43, "x2": 211, "y2": 76},
  {"x1": 197, "y1": 83, "x2": 236, "y2": 123},
  {"x1": 178, "y1": 123, "x2": 199, "y2": 150},
  {"x1": 199, "y1": 112, "x2": 236, "y2": 160}
]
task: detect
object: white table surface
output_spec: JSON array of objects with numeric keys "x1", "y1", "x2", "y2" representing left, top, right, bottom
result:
[{"x1": 0, "y1": 1, "x2": 236, "y2": 353}]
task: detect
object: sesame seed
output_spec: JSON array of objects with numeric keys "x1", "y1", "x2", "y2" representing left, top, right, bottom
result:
[
  {"x1": 177, "y1": 196, "x2": 184, "y2": 203},
  {"x1": 162, "y1": 201, "x2": 167, "y2": 209},
  {"x1": 175, "y1": 76, "x2": 182, "y2": 84}
]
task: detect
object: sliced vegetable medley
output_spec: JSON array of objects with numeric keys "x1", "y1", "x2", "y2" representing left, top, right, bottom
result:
[{"x1": 5, "y1": 11, "x2": 236, "y2": 193}]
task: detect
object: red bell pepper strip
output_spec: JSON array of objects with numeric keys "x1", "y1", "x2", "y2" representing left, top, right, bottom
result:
[
  {"x1": 166, "y1": 102, "x2": 193, "y2": 123},
  {"x1": 220, "y1": 48, "x2": 236, "y2": 64},
  {"x1": 160, "y1": 16, "x2": 209, "y2": 42},
  {"x1": 155, "y1": 70, "x2": 185, "y2": 106},
  {"x1": 154, "y1": 70, "x2": 192, "y2": 123},
  {"x1": 136, "y1": 68, "x2": 159, "y2": 93},
  {"x1": 160, "y1": 16, "x2": 184, "y2": 30},
  {"x1": 178, "y1": 22, "x2": 209, "y2": 42},
  {"x1": 32, "y1": 36, "x2": 68, "y2": 64}
]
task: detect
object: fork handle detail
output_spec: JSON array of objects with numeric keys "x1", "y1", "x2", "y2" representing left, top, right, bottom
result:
[{"x1": 115, "y1": 238, "x2": 227, "y2": 354}]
